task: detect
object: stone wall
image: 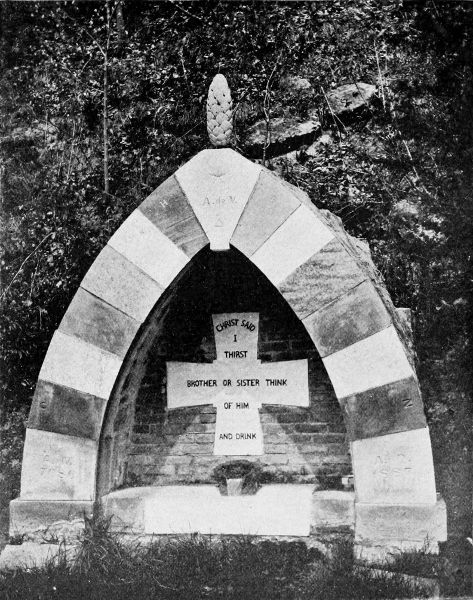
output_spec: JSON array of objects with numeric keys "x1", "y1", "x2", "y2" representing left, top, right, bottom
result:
[{"x1": 125, "y1": 248, "x2": 351, "y2": 487}]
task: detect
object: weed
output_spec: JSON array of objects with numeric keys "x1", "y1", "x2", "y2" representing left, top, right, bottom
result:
[{"x1": 0, "y1": 525, "x2": 437, "y2": 600}]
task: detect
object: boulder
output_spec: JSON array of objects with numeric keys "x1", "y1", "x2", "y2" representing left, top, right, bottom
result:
[
  {"x1": 1, "y1": 122, "x2": 57, "y2": 146},
  {"x1": 391, "y1": 199, "x2": 421, "y2": 219},
  {"x1": 244, "y1": 112, "x2": 321, "y2": 159},
  {"x1": 349, "y1": 132, "x2": 388, "y2": 161},
  {"x1": 280, "y1": 75, "x2": 313, "y2": 92},
  {"x1": 326, "y1": 83, "x2": 377, "y2": 120},
  {"x1": 305, "y1": 133, "x2": 334, "y2": 157}
]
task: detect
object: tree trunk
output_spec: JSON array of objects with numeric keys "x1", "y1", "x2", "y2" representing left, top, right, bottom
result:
[
  {"x1": 103, "y1": 1, "x2": 110, "y2": 196},
  {"x1": 116, "y1": 0, "x2": 126, "y2": 50}
]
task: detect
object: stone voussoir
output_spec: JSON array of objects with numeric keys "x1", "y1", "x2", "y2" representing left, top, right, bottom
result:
[
  {"x1": 38, "y1": 330, "x2": 122, "y2": 401},
  {"x1": 340, "y1": 377, "x2": 427, "y2": 441},
  {"x1": 175, "y1": 148, "x2": 261, "y2": 251},
  {"x1": 28, "y1": 380, "x2": 107, "y2": 440},
  {"x1": 303, "y1": 279, "x2": 392, "y2": 358},
  {"x1": 230, "y1": 168, "x2": 301, "y2": 257},
  {"x1": 81, "y1": 244, "x2": 165, "y2": 323},
  {"x1": 278, "y1": 237, "x2": 367, "y2": 320},
  {"x1": 251, "y1": 204, "x2": 334, "y2": 286},
  {"x1": 59, "y1": 287, "x2": 141, "y2": 359},
  {"x1": 108, "y1": 209, "x2": 189, "y2": 288},
  {"x1": 322, "y1": 325, "x2": 415, "y2": 400},
  {"x1": 139, "y1": 174, "x2": 209, "y2": 258}
]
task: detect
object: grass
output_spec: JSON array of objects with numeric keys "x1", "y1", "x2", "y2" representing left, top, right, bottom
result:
[
  {"x1": 372, "y1": 542, "x2": 469, "y2": 596},
  {"x1": 0, "y1": 517, "x2": 433, "y2": 600}
]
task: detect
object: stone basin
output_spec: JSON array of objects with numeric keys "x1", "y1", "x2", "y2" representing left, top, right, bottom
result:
[{"x1": 102, "y1": 484, "x2": 337, "y2": 537}]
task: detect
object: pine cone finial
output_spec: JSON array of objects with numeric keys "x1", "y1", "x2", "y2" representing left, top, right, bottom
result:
[{"x1": 207, "y1": 74, "x2": 233, "y2": 147}]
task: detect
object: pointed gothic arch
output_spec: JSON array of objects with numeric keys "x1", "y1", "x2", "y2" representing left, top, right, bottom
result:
[{"x1": 12, "y1": 148, "x2": 446, "y2": 556}]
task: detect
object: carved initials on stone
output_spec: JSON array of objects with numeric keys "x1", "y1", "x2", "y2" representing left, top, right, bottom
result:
[{"x1": 402, "y1": 396, "x2": 413, "y2": 408}]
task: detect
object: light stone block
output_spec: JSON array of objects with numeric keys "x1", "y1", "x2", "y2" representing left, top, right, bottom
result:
[
  {"x1": 175, "y1": 149, "x2": 261, "y2": 250},
  {"x1": 323, "y1": 325, "x2": 414, "y2": 399},
  {"x1": 251, "y1": 205, "x2": 334, "y2": 284},
  {"x1": 351, "y1": 428, "x2": 437, "y2": 504},
  {"x1": 81, "y1": 245, "x2": 164, "y2": 322},
  {"x1": 20, "y1": 429, "x2": 97, "y2": 501},
  {"x1": 230, "y1": 169, "x2": 301, "y2": 256},
  {"x1": 354, "y1": 541, "x2": 436, "y2": 563},
  {"x1": 355, "y1": 499, "x2": 447, "y2": 544},
  {"x1": 39, "y1": 331, "x2": 122, "y2": 400},
  {"x1": 142, "y1": 484, "x2": 312, "y2": 536},
  {"x1": 102, "y1": 486, "x2": 153, "y2": 532},
  {"x1": 0, "y1": 543, "x2": 79, "y2": 571},
  {"x1": 108, "y1": 210, "x2": 189, "y2": 287},
  {"x1": 312, "y1": 490, "x2": 355, "y2": 528}
]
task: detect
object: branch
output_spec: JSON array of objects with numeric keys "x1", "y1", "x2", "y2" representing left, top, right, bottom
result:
[
  {"x1": 374, "y1": 44, "x2": 386, "y2": 111},
  {"x1": 168, "y1": 0, "x2": 205, "y2": 23},
  {"x1": 66, "y1": 120, "x2": 77, "y2": 182},
  {"x1": 103, "y1": 0, "x2": 110, "y2": 196},
  {"x1": 320, "y1": 86, "x2": 346, "y2": 137},
  {"x1": 262, "y1": 63, "x2": 278, "y2": 167},
  {"x1": 60, "y1": 7, "x2": 106, "y2": 58},
  {"x1": 1, "y1": 232, "x2": 54, "y2": 300}
]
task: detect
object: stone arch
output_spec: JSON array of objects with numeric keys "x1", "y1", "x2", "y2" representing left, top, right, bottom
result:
[
  {"x1": 100, "y1": 244, "x2": 350, "y2": 496},
  {"x1": 13, "y1": 148, "x2": 445, "y2": 554}
]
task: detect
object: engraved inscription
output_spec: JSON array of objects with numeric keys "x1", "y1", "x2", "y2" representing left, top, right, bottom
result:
[
  {"x1": 166, "y1": 312, "x2": 309, "y2": 456},
  {"x1": 373, "y1": 451, "x2": 413, "y2": 493},
  {"x1": 40, "y1": 446, "x2": 74, "y2": 482},
  {"x1": 201, "y1": 195, "x2": 236, "y2": 208}
]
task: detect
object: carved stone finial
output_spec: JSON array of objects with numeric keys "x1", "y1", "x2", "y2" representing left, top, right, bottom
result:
[{"x1": 207, "y1": 74, "x2": 233, "y2": 147}]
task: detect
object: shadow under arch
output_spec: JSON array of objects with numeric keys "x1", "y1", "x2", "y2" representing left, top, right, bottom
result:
[{"x1": 98, "y1": 245, "x2": 349, "y2": 497}]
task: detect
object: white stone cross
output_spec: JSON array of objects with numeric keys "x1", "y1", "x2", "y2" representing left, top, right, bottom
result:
[{"x1": 166, "y1": 313, "x2": 309, "y2": 455}]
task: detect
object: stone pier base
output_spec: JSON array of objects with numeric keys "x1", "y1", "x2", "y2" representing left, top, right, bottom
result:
[
  {"x1": 8, "y1": 499, "x2": 94, "y2": 542},
  {"x1": 1, "y1": 490, "x2": 448, "y2": 570}
]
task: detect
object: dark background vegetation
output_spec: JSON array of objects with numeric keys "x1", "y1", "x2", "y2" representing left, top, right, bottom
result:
[{"x1": 0, "y1": 0, "x2": 472, "y2": 593}]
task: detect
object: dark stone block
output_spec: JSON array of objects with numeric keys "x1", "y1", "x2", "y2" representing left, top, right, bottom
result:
[
  {"x1": 278, "y1": 238, "x2": 366, "y2": 319},
  {"x1": 139, "y1": 175, "x2": 208, "y2": 257},
  {"x1": 29, "y1": 380, "x2": 107, "y2": 440},
  {"x1": 303, "y1": 280, "x2": 391, "y2": 357},
  {"x1": 59, "y1": 287, "x2": 140, "y2": 358},
  {"x1": 340, "y1": 377, "x2": 427, "y2": 441},
  {"x1": 231, "y1": 170, "x2": 300, "y2": 256}
]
